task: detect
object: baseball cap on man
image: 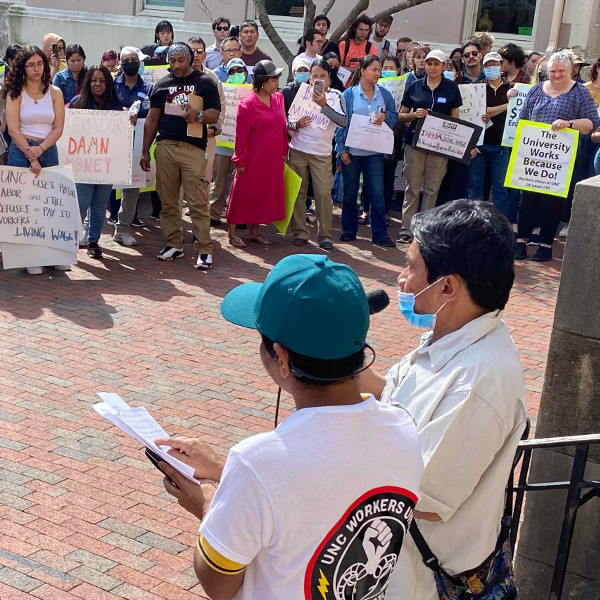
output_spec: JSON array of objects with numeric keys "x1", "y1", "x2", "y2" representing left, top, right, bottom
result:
[
  {"x1": 425, "y1": 49, "x2": 446, "y2": 63},
  {"x1": 221, "y1": 255, "x2": 370, "y2": 360},
  {"x1": 253, "y1": 59, "x2": 284, "y2": 79}
]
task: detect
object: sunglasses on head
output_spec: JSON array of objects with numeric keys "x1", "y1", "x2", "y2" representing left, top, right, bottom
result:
[
  {"x1": 463, "y1": 51, "x2": 479, "y2": 58},
  {"x1": 215, "y1": 26, "x2": 230, "y2": 32}
]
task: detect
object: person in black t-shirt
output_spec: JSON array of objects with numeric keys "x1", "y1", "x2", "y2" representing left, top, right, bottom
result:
[{"x1": 141, "y1": 42, "x2": 221, "y2": 270}]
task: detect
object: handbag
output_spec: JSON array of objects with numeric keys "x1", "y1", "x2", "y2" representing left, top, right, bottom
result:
[{"x1": 410, "y1": 471, "x2": 517, "y2": 600}]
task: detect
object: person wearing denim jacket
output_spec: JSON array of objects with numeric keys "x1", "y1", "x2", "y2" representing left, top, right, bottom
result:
[
  {"x1": 53, "y1": 44, "x2": 86, "y2": 104},
  {"x1": 335, "y1": 55, "x2": 398, "y2": 247}
]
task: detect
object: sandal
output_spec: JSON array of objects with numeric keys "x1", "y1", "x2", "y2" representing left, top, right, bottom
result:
[
  {"x1": 229, "y1": 235, "x2": 247, "y2": 248},
  {"x1": 250, "y1": 234, "x2": 272, "y2": 245},
  {"x1": 358, "y1": 213, "x2": 369, "y2": 224}
]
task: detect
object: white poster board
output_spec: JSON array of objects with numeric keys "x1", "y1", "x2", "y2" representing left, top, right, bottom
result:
[
  {"x1": 287, "y1": 82, "x2": 330, "y2": 130},
  {"x1": 217, "y1": 83, "x2": 253, "y2": 149},
  {"x1": 459, "y1": 84, "x2": 487, "y2": 145},
  {"x1": 337, "y1": 67, "x2": 352, "y2": 87},
  {"x1": 0, "y1": 165, "x2": 80, "y2": 269},
  {"x1": 346, "y1": 114, "x2": 394, "y2": 154},
  {"x1": 58, "y1": 110, "x2": 134, "y2": 185},
  {"x1": 141, "y1": 65, "x2": 169, "y2": 87},
  {"x1": 501, "y1": 83, "x2": 534, "y2": 147},
  {"x1": 119, "y1": 119, "x2": 155, "y2": 190},
  {"x1": 377, "y1": 75, "x2": 408, "y2": 112}
]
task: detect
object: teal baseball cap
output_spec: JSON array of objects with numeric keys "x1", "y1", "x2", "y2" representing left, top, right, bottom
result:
[{"x1": 221, "y1": 254, "x2": 370, "y2": 360}]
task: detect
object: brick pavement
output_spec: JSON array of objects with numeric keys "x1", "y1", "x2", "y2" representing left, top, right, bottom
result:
[{"x1": 0, "y1": 202, "x2": 562, "y2": 599}]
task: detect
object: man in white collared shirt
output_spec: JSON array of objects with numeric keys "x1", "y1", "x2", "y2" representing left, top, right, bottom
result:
[{"x1": 360, "y1": 199, "x2": 527, "y2": 600}]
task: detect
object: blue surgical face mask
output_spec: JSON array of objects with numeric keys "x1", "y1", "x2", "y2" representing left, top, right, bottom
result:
[
  {"x1": 381, "y1": 70, "x2": 397, "y2": 79},
  {"x1": 228, "y1": 72, "x2": 246, "y2": 85},
  {"x1": 443, "y1": 70, "x2": 455, "y2": 80},
  {"x1": 484, "y1": 66, "x2": 502, "y2": 80},
  {"x1": 397, "y1": 278, "x2": 446, "y2": 329},
  {"x1": 295, "y1": 72, "x2": 310, "y2": 83}
]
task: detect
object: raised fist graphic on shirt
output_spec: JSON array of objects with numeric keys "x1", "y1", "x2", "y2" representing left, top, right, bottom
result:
[{"x1": 362, "y1": 518, "x2": 393, "y2": 575}]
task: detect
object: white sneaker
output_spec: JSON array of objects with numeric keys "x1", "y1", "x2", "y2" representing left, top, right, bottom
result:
[
  {"x1": 157, "y1": 246, "x2": 184, "y2": 260},
  {"x1": 559, "y1": 225, "x2": 569, "y2": 238},
  {"x1": 195, "y1": 254, "x2": 213, "y2": 269},
  {"x1": 113, "y1": 232, "x2": 138, "y2": 246},
  {"x1": 26, "y1": 266, "x2": 43, "y2": 275},
  {"x1": 53, "y1": 265, "x2": 72, "y2": 271}
]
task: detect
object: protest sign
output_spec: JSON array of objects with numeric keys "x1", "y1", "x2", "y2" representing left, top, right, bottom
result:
[
  {"x1": 346, "y1": 114, "x2": 395, "y2": 154},
  {"x1": 273, "y1": 165, "x2": 302, "y2": 235},
  {"x1": 413, "y1": 112, "x2": 483, "y2": 164},
  {"x1": 377, "y1": 74, "x2": 408, "y2": 112},
  {"x1": 502, "y1": 83, "x2": 533, "y2": 147},
  {"x1": 287, "y1": 82, "x2": 331, "y2": 130},
  {"x1": 58, "y1": 109, "x2": 134, "y2": 185},
  {"x1": 217, "y1": 83, "x2": 253, "y2": 149},
  {"x1": 0, "y1": 165, "x2": 80, "y2": 268},
  {"x1": 337, "y1": 67, "x2": 352, "y2": 87},
  {"x1": 459, "y1": 83, "x2": 486, "y2": 145},
  {"x1": 120, "y1": 119, "x2": 155, "y2": 190},
  {"x1": 504, "y1": 120, "x2": 578, "y2": 197},
  {"x1": 141, "y1": 65, "x2": 169, "y2": 87},
  {"x1": 0, "y1": 64, "x2": 5, "y2": 88}
]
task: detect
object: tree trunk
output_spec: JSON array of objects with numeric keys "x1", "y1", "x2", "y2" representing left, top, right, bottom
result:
[
  {"x1": 252, "y1": 0, "x2": 294, "y2": 66},
  {"x1": 322, "y1": 0, "x2": 337, "y2": 15},
  {"x1": 303, "y1": 0, "x2": 317, "y2": 34},
  {"x1": 371, "y1": 0, "x2": 435, "y2": 22},
  {"x1": 329, "y1": 0, "x2": 370, "y2": 43}
]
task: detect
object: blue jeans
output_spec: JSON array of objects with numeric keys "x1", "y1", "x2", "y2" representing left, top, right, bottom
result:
[
  {"x1": 467, "y1": 144, "x2": 509, "y2": 215},
  {"x1": 8, "y1": 140, "x2": 59, "y2": 168},
  {"x1": 76, "y1": 183, "x2": 112, "y2": 244},
  {"x1": 341, "y1": 154, "x2": 387, "y2": 241}
]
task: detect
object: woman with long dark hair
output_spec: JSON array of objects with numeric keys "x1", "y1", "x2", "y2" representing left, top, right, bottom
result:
[
  {"x1": 141, "y1": 20, "x2": 174, "y2": 65},
  {"x1": 53, "y1": 44, "x2": 87, "y2": 104},
  {"x1": 3, "y1": 46, "x2": 66, "y2": 274},
  {"x1": 70, "y1": 65, "x2": 123, "y2": 259}
]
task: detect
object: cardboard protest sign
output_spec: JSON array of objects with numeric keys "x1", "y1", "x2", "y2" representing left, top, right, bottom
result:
[
  {"x1": 0, "y1": 165, "x2": 80, "y2": 268},
  {"x1": 217, "y1": 83, "x2": 253, "y2": 149},
  {"x1": 502, "y1": 83, "x2": 533, "y2": 147},
  {"x1": 287, "y1": 82, "x2": 331, "y2": 130},
  {"x1": 141, "y1": 65, "x2": 169, "y2": 87},
  {"x1": 119, "y1": 119, "x2": 155, "y2": 190},
  {"x1": 58, "y1": 110, "x2": 134, "y2": 185},
  {"x1": 413, "y1": 112, "x2": 483, "y2": 164},
  {"x1": 458, "y1": 84, "x2": 486, "y2": 145},
  {"x1": 377, "y1": 74, "x2": 408, "y2": 112},
  {"x1": 347, "y1": 114, "x2": 395, "y2": 154},
  {"x1": 273, "y1": 164, "x2": 302, "y2": 235},
  {"x1": 504, "y1": 120, "x2": 578, "y2": 197}
]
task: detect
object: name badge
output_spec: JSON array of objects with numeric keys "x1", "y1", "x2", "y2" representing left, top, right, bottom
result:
[{"x1": 438, "y1": 97, "x2": 447, "y2": 103}]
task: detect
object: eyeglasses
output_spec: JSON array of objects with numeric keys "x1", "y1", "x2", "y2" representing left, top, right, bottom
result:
[
  {"x1": 25, "y1": 61, "x2": 44, "y2": 70},
  {"x1": 192, "y1": 48, "x2": 205, "y2": 55},
  {"x1": 223, "y1": 48, "x2": 240, "y2": 54},
  {"x1": 215, "y1": 26, "x2": 230, "y2": 32},
  {"x1": 396, "y1": 49, "x2": 405, "y2": 55},
  {"x1": 463, "y1": 51, "x2": 479, "y2": 58}
]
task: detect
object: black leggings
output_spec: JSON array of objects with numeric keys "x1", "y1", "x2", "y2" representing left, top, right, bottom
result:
[{"x1": 518, "y1": 191, "x2": 564, "y2": 246}]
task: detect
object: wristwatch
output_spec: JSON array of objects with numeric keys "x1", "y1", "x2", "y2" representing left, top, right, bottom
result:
[
  {"x1": 568, "y1": 120, "x2": 573, "y2": 128},
  {"x1": 196, "y1": 110, "x2": 204, "y2": 123}
]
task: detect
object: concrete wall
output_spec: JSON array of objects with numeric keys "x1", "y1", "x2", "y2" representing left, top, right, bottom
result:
[
  {"x1": 28, "y1": 0, "x2": 136, "y2": 15},
  {"x1": 184, "y1": 0, "x2": 249, "y2": 25}
]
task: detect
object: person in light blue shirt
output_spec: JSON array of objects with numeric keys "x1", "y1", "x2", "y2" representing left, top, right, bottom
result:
[
  {"x1": 213, "y1": 37, "x2": 253, "y2": 84},
  {"x1": 53, "y1": 44, "x2": 86, "y2": 104},
  {"x1": 335, "y1": 55, "x2": 398, "y2": 247}
]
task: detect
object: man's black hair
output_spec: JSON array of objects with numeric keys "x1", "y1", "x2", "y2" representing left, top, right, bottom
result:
[
  {"x1": 240, "y1": 20, "x2": 259, "y2": 33},
  {"x1": 212, "y1": 17, "x2": 231, "y2": 30},
  {"x1": 313, "y1": 14, "x2": 331, "y2": 29},
  {"x1": 221, "y1": 36, "x2": 242, "y2": 51},
  {"x1": 461, "y1": 39, "x2": 481, "y2": 54},
  {"x1": 304, "y1": 29, "x2": 321, "y2": 44},
  {"x1": 261, "y1": 334, "x2": 366, "y2": 386},
  {"x1": 499, "y1": 43, "x2": 527, "y2": 69},
  {"x1": 411, "y1": 199, "x2": 516, "y2": 312},
  {"x1": 187, "y1": 36, "x2": 206, "y2": 48}
]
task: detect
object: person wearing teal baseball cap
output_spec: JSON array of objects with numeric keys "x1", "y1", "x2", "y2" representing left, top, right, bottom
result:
[{"x1": 154, "y1": 254, "x2": 424, "y2": 600}]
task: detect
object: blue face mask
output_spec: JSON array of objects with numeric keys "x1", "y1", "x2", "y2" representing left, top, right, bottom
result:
[
  {"x1": 397, "y1": 279, "x2": 446, "y2": 329},
  {"x1": 381, "y1": 71, "x2": 397, "y2": 79},
  {"x1": 295, "y1": 72, "x2": 310, "y2": 83},
  {"x1": 443, "y1": 70, "x2": 455, "y2": 80},
  {"x1": 484, "y1": 66, "x2": 502, "y2": 80}
]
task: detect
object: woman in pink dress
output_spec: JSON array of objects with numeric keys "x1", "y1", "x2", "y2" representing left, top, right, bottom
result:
[{"x1": 227, "y1": 60, "x2": 289, "y2": 247}]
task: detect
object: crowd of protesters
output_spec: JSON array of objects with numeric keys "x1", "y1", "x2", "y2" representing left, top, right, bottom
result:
[{"x1": 0, "y1": 14, "x2": 598, "y2": 275}]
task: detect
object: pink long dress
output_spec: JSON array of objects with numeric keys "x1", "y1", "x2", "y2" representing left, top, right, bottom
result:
[{"x1": 226, "y1": 91, "x2": 289, "y2": 225}]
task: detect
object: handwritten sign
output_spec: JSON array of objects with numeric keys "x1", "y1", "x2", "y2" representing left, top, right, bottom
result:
[
  {"x1": 504, "y1": 120, "x2": 578, "y2": 197},
  {"x1": 346, "y1": 114, "x2": 395, "y2": 154},
  {"x1": 0, "y1": 64, "x2": 5, "y2": 88},
  {"x1": 287, "y1": 82, "x2": 331, "y2": 130},
  {"x1": 337, "y1": 66, "x2": 352, "y2": 87},
  {"x1": 459, "y1": 84, "x2": 486, "y2": 145},
  {"x1": 58, "y1": 110, "x2": 133, "y2": 185},
  {"x1": 413, "y1": 112, "x2": 483, "y2": 164},
  {"x1": 377, "y1": 75, "x2": 408, "y2": 112},
  {"x1": 502, "y1": 83, "x2": 533, "y2": 147},
  {"x1": 217, "y1": 83, "x2": 253, "y2": 149},
  {"x1": 120, "y1": 119, "x2": 155, "y2": 190},
  {"x1": 141, "y1": 65, "x2": 169, "y2": 87}
]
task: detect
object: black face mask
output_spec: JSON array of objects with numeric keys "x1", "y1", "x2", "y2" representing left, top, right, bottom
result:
[
  {"x1": 122, "y1": 62, "x2": 140, "y2": 76},
  {"x1": 331, "y1": 67, "x2": 339, "y2": 78}
]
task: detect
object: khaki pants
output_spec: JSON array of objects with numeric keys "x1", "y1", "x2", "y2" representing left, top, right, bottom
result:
[
  {"x1": 155, "y1": 139, "x2": 212, "y2": 254},
  {"x1": 209, "y1": 154, "x2": 234, "y2": 221},
  {"x1": 401, "y1": 145, "x2": 448, "y2": 232},
  {"x1": 288, "y1": 149, "x2": 333, "y2": 243}
]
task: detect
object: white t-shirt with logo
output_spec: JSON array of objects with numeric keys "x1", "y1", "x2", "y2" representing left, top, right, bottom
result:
[{"x1": 199, "y1": 396, "x2": 423, "y2": 600}]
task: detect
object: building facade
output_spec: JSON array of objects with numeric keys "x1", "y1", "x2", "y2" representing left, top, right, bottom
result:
[{"x1": 3, "y1": 0, "x2": 600, "y2": 68}]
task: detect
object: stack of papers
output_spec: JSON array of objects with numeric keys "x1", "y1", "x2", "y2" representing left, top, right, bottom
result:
[{"x1": 93, "y1": 393, "x2": 199, "y2": 485}]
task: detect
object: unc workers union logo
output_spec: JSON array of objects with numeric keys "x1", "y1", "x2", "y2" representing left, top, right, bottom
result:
[{"x1": 304, "y1": 487, "x2": 417, "y2": 600}]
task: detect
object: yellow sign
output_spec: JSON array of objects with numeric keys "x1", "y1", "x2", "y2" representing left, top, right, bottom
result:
[{"x1": 273, "y1": 164, "x2": 302, "y2": 235}]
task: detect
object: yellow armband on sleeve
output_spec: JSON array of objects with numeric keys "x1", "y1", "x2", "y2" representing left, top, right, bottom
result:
[{"x1": 197, "y1": 535, "x2": 247, "y2": 576}]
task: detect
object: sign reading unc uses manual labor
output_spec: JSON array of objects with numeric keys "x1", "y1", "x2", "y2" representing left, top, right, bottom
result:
[
  {"x1": 504, "y1": 120, "x2": 578, "y2": 198},
  {"x1": 57, "y1": 109, "x2": 134, "y2": 185}
]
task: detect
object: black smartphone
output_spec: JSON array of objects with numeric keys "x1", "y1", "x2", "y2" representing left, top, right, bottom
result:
[
  {"x1": 145, "y1": 447, "x2": 179, "y2": 489},
  {"x1": 52, "y1": 43, "x2": 59, "y2": 59}
]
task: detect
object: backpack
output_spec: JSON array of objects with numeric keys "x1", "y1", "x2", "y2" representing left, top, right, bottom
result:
[{"x1": 341, "y1": 39, "x2": 373, "y2": 64}]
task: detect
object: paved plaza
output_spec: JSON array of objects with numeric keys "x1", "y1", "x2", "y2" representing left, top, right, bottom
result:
[{"x1": 0, "y1": 204, "x2": 561, "y2": 599}]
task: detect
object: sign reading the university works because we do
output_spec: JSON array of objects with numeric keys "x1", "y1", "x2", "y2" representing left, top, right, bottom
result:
[
  {"x1": 57, "y1": 109, "x2": 134, "y2": 186},
  {"x1": 505, "y1": 120, "x2": 579, "y2": 198},
  {"x1": 217, "y1": 83, "x2": 253, "y2": 149},
  {"x1": 413, "y1": 112, "x2": 483, "y2": 164}
]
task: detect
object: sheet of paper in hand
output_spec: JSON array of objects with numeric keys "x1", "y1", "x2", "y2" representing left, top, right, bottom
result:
[
  {"x1": 346, "y1": 114, "x2": 395, "y2": 154},
  {"x1": 93, "y1": 393, "x2": 199, "y2": 485},
  {"x1": 459, "y1": 83, "x2": 486, "y2": 145},
  {"x1": 412, "y1": 112, "x2": 483, "y2": 164}
]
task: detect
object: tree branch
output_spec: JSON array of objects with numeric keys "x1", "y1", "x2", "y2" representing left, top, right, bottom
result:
[
  {"x1": 322, "y1": 0, "x2": 336, "y2": 16},
  {"x1": 304, "y1": 0, "x2": 317, "y2": 34},
  {"x1": 329, "y1": 0, "x2": 370, "y2": 43},
  {"x1": 371, "y1": 0, "x2": 436, "y2": 23},
  {"x1": 252, "y1": 0, "x2": 294, "y2": 65}
]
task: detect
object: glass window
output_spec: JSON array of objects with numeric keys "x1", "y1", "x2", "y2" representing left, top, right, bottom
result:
[
  {"x1": 265, "y1": 0, "x2": 303, "y2": 17},
  {"x1": 476, "y1": 0, "x2": 537, "y2": 36},
  {"x1": 145, "y1": 0, "x2": 184, "y2": 7}
]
